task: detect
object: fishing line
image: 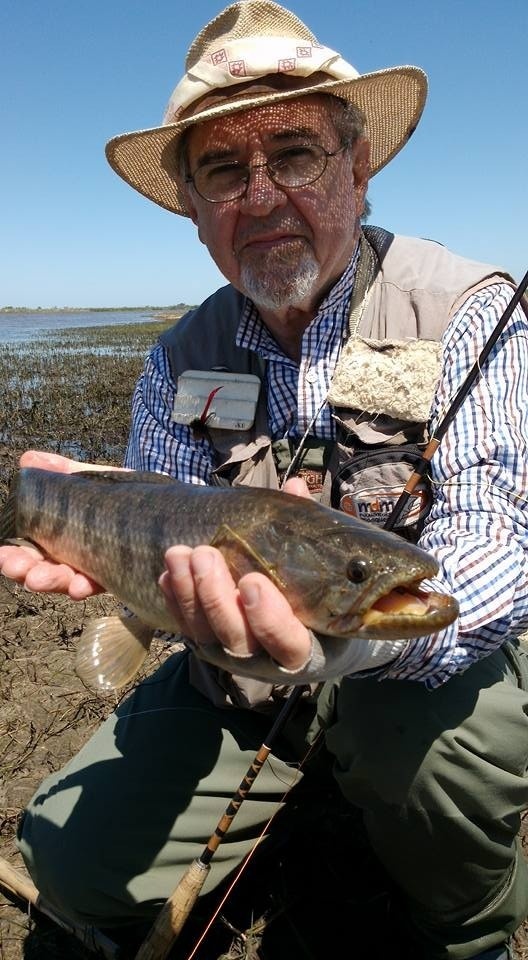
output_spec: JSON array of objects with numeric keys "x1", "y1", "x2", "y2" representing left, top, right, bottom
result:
[
  {"x1": 426, "y1": 476, "x2": 528, "y2": 507},
  {"x1": 430, "y1": 329, "x2": 528, "y2": 439},
  {"x1": 280, "y1": 394, "x2": 329, "y2": 487},
  {"x1": 383, "y1": 267, "x2": 528, "y2": 532},
  {"x1": 184, "y1": 730, "x2": 325, "y2": 960},
  {"x1": 135, "y1": 268, "x2": 528, "y2": 959}
]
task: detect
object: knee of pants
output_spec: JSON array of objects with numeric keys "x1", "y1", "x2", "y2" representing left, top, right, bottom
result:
[
  {"x1": 321, "y1": 668, "x2": 528, "y2": 817},
  {"x1": 18, "y1": 798, "x2": 106, "y2": 922}
]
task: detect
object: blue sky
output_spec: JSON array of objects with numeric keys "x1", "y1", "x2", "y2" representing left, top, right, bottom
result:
[{"x1": 1, "y1": 0, "x2": 526, "y2": 308}]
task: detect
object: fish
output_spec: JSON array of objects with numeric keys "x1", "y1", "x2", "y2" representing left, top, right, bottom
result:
[{"x1": 0, "y1": 467, "x2": 459, "y2": 691}]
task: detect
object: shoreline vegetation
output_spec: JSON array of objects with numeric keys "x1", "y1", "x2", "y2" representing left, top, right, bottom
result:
[
  {"x1": 0, "y1": 317, "x2": 178, "y2": 486},
  {"x1": 0, "y1": 304, "x2": 196, "y2": 323},
  {"x1": 0, "y1": 303, "x2": 194, "y2": 313}
]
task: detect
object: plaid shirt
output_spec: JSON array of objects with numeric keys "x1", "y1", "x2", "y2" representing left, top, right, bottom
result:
[{"x1": 125, "y1": 266, "x2": 528, "y2": 688}]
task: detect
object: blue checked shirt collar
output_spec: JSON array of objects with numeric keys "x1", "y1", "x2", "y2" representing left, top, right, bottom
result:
[{"x1": 234, "y1": 246, "x2": 361, "y2": 441}]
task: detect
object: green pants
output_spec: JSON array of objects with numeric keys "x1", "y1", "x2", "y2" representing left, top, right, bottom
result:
[{"x1": 18, "y1": 642, "x2": 528, "y2": 959}]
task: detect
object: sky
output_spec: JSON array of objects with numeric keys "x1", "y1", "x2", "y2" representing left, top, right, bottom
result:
[{"x1": 1, "y1": 0, "x2": 527, "y2": 308}]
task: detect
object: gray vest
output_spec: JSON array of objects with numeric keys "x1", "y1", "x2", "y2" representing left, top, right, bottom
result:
[
  {"x1": 160, "y1": 226, "x2": 511, "y2": 489},
  {"x1": 159, "y1": 226, "x2": 514, "y2": 709}
]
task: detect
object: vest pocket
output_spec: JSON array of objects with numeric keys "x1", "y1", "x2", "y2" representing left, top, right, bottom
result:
[{"x1": 331, "y1": 444, "x2": 433, "y2": 542}]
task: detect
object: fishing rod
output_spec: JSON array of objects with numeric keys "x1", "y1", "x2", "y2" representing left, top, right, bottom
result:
[
  {"x1": 134, "y1": 267, "x2": 528, "y2": 959},
  {"x1": 384, "y1": 267, "x2": 528, "y2": 531},
  {"x1": 134, "y1": 684, "x2": 304, "y2": 960}
]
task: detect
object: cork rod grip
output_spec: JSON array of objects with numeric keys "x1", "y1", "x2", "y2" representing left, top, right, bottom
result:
[{"x1": 134, "y1": 858, "x2": 210, "y2": 960}]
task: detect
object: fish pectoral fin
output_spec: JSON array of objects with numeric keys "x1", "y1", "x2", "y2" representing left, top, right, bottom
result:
[
  {"x1": 75, "y1": 615, "x2": 152, "y2": 693},
  {"x1": 210, "y1": 524, "x2": 286, "y2": 588}
]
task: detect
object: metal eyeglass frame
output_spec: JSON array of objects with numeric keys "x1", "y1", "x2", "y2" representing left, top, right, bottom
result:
[{"x1": 184, "y1": 141, "x2": 351, "y2": 203}]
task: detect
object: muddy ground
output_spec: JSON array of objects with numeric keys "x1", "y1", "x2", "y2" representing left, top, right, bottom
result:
[
  {"x1": 0, "y1": 320, "x2": 527, "y2": 959},
  {"x1": 0, "y1": 320, "x2": 177, "y2": 959}
]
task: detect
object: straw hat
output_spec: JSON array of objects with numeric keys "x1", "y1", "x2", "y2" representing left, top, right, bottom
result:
[{"x1": 105, "y1": 0, "x2": 427, "y2": 217}]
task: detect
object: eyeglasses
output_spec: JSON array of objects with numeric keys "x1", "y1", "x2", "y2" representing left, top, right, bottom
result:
[{"x1": 185, "y1": 142, "x2": 351, "y2": 203}]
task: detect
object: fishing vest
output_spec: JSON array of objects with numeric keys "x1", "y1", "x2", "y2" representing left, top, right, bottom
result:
[
  {"x1": 160, "y1": 225, "x2": 512, "y2": 538},
  {"x1": 159, "y1": 226, "x2": 515, "y2": 709}
]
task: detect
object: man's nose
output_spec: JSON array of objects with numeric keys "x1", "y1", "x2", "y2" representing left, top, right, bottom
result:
[{"x1": 238, "y1": 161, "x2": 288, "y2": 216}]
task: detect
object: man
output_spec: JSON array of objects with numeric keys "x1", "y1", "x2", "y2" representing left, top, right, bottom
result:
[{"x1": 1, "y1": 2, "x2": 527, "y2": 958}]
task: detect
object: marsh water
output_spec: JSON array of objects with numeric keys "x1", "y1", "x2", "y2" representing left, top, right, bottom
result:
[
  {"x1": 0, "y1": 309, "x2": 165, "y2": 345},
  {"x1": 0, "y1": 315, "x2": 175, "y2": 475}
]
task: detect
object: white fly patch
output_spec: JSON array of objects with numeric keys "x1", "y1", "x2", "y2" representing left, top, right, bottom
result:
[
  {"x1": 173, "y1": 370, "x2": 261, "y2": 431},
  {"x1": 329, "y1": 337, "x2": 442, "y2": 423}
]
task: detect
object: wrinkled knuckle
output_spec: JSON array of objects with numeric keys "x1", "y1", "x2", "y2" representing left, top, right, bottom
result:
[
  {"x1": 176, "y1": 595, "x2": 199, "y2": 628},
  {"x1": 199, "y1": 591, "x2": 229, "y2": 624}
]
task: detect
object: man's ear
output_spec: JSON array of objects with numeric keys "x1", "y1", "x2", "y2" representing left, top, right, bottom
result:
[
  {"x1": 177, "y1": 174, "x2": 198, "y2": 225},
  {"x1": 353, "y1": 139, "x2": 370, "y2": 217},
  {"x1": 182, "y1": 192, "x2": 207, "y2": 244},
  {"x1": 185, "y1": 194, "x2": 199, "y2": 227},
  {"x1": 353, "y1": 138, "x2": 370, "y2": 188}
]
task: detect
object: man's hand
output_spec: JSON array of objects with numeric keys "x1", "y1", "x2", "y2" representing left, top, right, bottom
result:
[
  {"x1": 0, "y1": 451, "x2": 108, "y2": 598},
  {"x1": 159, "y1": 477, "x2": 314, "y2": 672}
]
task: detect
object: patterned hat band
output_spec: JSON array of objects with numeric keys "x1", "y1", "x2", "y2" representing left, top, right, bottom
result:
[{"x1": 164, "y1": 37, "x2": 358, "y2": 123}]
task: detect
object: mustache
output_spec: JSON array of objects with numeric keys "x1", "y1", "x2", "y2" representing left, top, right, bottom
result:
[{"x1": 235, "y1": 218, "x2": 310, "y2": 252}]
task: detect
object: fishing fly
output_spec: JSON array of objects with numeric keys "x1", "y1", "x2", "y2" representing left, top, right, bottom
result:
[{"x1": 190, "y1": 385, "x2": 224, "y2": 441}]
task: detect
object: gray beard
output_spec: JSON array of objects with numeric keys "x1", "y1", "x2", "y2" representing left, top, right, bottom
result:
[{"x1": 239, "y1": 246, "x2": 320, "y2": 311}]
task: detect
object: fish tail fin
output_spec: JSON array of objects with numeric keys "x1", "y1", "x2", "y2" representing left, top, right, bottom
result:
[
  {"x1": 75, "y1": 615, "x2": 152, "y2": 693},
  {"x1": 0, "y1": 483, "x2": 18, "y2": 543}
]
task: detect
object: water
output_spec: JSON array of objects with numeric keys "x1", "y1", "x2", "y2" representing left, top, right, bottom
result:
[{"x1": 0, "y1": 308, "x2": 164, "y2": 344}]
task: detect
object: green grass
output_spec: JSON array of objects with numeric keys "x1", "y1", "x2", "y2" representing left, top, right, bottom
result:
[{"x1": 0, "y1": 318, "x2": 175, "y2": 487}]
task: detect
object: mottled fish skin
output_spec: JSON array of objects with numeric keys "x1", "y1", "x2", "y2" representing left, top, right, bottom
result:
[{"x1": 1, "y1": 467, "x2": 458, "y2": 641}]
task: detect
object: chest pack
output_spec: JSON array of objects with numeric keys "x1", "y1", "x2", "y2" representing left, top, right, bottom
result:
[
  {"x1": 329, "y1": 441, "x2": 432, "y2": 542},
  {"x1": 269, "y1": 434, "x2": 432, "y2": 544},
  {"x1": 319, "y1": 333, "x2": 441, "y2": 542}
]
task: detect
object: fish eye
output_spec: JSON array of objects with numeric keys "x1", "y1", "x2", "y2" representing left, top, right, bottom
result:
[{"x1": 346, "y1": 558, "x2": 369, "y2": 584}]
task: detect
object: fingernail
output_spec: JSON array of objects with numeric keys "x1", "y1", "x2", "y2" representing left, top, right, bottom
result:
[
  {"x1": 191, "y1": 549, "x2": 215, "y2": 578},
  {"x1": 165, "y1": 546, "x2": 191, "y2": 578},
  {"x1": 239, "y1": 580, "x2": 260, "y2": 608}
]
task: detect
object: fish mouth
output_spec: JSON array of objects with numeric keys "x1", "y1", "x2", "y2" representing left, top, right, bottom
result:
[{"x1": 329, "y1": 581, "x2": 459, "y2": 639}]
